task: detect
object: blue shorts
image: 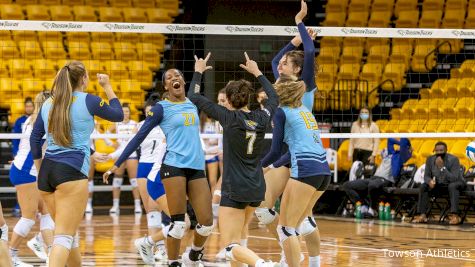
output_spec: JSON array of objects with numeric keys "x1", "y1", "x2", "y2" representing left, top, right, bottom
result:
[
  {"x1": 205, "y1": 155, "x2": 219, "y2": 164},
  {"x1": 147, "y1": 173, "x2": 165, "y2": 201},
  {"x1": 137, "y1": 162, "x2": 154, "y2": 179},
  {"x1": 9, "y1": 164, "x2": 36, "y2": 186}
]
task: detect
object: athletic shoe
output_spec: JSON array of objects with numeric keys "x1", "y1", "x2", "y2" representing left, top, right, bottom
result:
[
  {"x1": 260, "y1": 261, "x2": 280, "y2": 267},
  {"x1": 85, "y1": 202, "x2": 93, "y2": 214},
  {"x1": 109, "y1": 205, "x2": 119, "y2": 214},
  {"x1": 279, "y1": 251, "x2": 304, "y2": 267},
  {"x1": 134, "y1": 204, "x2": 142, "y2": 214},
  {"x1": 154, "y1": 243, "x2": 167, "y2": 261},
  {"x1": 134, "y1": 237, "x2": 155, "y2": 265},
  {"x1": 27, "y1": 235, "x2": 47, "y2": 261},
  {"x1": 12, "y1": 257, "x2": 33, "y2": 267},
  {"x1": 181, "y1": 247, "x2": 204, "y2": 267},
  {"x1": 215, "y1": 248, "x2": 226, "y2": 262}
]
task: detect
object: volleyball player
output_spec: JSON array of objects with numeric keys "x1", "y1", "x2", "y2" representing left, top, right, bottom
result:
[
  {"x1": 103, "y1": 67, "x2": 213, "y2": 267},
  {"x1": 262, "y1": 75, "x2": 330, "y2": 267},
  {"x1": 0, "y1": 202, "x2": 12, "y2": 267},
  {"x1": 30, "y1": 62, "x2": 124, "y2": 267},
  {"x1": 211, "y1": 88, "x2": 226, "y2": 220},
  {"x1": 9, "y1": 91, "x2": 54, "y2": 267},
  {"x1": 107, "y1": 103, "x2": 142, "y2": 214},
  {"x1": 200, "y1": 112, "x2": 221, "y2": 192},
  {"x1": 255, "y1": 1, "x2": 322, "y2": 265},
  {"x1": 188, "y1": 52, "x2": 279, "y2": 267},
  {"x1": 86, "y1": 122, "x2": 102, "y2": 214}
]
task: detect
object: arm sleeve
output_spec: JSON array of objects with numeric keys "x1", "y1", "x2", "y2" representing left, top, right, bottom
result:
[
  {"x1": 348, "y1": 123, "x2": 356, "y2": 157},
  {"x1": 424, "y1": 157, "x2": 432, "y2": 184},
  {"x1": 187, "y1": 72, "x2": 232, "y2": 126},
  {"x1": 30, "y1": 111, "x2": 46, "y2": 160},
  {"x1": 273, "y1": 152, "x2": 290, "y2": 168},
  {"x1": 272, "y1": 42, "x2": 297, "y2": 80},
  {"x1": 261, "y1": 108, "x2": 286, "y2": 167},
  {"x1": 387, "y1": 138, "x2": 399, "y2": 155},
  {"x1": 114, "y1": 104, "x2": 163, "y2": 167},
  {"x1": 372, "y1": 123, "x2": 380, "y2": 156},
  {"x1": 444, "y1": 156, "x2": 461, "y2": 183},
  {"x1": 298, "y1": 22, "x2": 316, "y2": 92},
  {"x1": 258, "y1": 75, "x2": 279, "y2": 117},
  {"x1": 85, "y1": 94, "x2": 124, "y2": 122}
]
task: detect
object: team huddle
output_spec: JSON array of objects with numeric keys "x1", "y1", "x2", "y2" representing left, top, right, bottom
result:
[{"x1": 0, "y1": 1, "x2": 330, "y2": 267}]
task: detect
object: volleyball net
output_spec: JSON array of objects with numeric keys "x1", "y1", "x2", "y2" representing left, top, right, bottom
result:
[{"x1": 0, "y1": 20, "x2": 475, "y2": 184}]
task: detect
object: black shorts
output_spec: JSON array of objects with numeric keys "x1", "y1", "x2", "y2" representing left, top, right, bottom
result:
[
  {"x1": 38, "y1": 158, "x2": 88, "y2": 193},
  {"x1": 160, "y1": 163, "x2": 206, "y2": 181},
  {"x1": 220, "y1": 195, "x2": 261, "y2": 210},
  {"x1": 292, "y1": 175, "x2": 331, "y2": 191}
]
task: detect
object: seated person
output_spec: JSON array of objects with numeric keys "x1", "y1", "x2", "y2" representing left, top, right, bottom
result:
[
  {"x1": 412, "y1": 141, "x2": 466, "y2": 225},
  {"x1": 343, "y1": 138, "x2": 412, "y2": 217}
]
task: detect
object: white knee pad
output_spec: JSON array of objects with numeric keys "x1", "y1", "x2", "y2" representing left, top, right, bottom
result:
[
  {"x1": 130, "y1": 178, "x2": 138, "y2": 188},
  {"x1": 40, "y1": 214, "x2": 55, "y2": 231},
  {"x1": 147, "y1": 211, "x2": 162, "y2": 229},
  {"x1": 255, "y1": 207, "x2": 277, "y2": 225},
  {"x1": 53, "y1": 235, "x2": 74, "y2": 251},
  {"x1": 167, "y1": 221, "x2": 187, "y2": 239},
  {"x1": 224, "y1": 243, "x2": 239, "y2": 261},
  {"x1": 277, "y1": 225, "x2": 297, "y2": 245},
  {"x1": 13, "y1": 217, "x2": 35, "y2": 237},
  {"x1": 298, "y1": 216, "x2": 318, "y2": 237},
  {"x1": 112, "y1": 177, "x2": 123, "y2": 188},
  {"x1": 88, "y1": 180, "x2": 94, "y2": 193},
  {"x1": 213, "y1": 190, "x2": 221, "y2": 197},
  {"x1": 162, "y1": 224, "x2": 171, "y2": 239},
  {"x1": 195, "y1": 223, "x2": 214, "y2": 237},
  {"x1": 72, "y1": 232, "x2": 80, "y2": 249},
  {"x1": 0, "y1": 224, "x2": 8, "y2": 242}
]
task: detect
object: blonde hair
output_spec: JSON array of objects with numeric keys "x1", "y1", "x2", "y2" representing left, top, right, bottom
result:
[
  {"x1": 274, "y1": 74, "x2": 306, "y2": 108},
  {"x1": 49, "y1": 61, "x2": 86, "y2": 147},
  {"x1": 28, "y1": 91, "x2": 51, "y2": 126}
]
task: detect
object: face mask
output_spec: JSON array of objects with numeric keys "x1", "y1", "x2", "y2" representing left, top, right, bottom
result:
[
  {"x1": 360, "y1": 114, "x2": 369, "y2": 120},
  {"x1": 436, "y1": 152, "x2": 446, "y2": 158}
]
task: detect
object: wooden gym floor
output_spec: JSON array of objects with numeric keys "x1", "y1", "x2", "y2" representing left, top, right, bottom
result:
[{"x1": 4, "y1": 213, "x2": 475, "y2": 267}]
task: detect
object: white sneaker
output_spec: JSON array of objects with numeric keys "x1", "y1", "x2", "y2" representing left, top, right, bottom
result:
[
  {"x1": 12, "y1": 257, "x2": 33, "y2": 267},
  {"x1": 85, "y1": 202, "x2": 93, "y2": 214},
  {"x1": 280, "y1": 251, "x2": 304, "y2": 267},
  {"x1": 215, "y1": 248, "x2": 226, "y2": 262},
  {"x1": 154, "y1": 244, "x2": 167, "y2": 261},
  {"x1": 134, "y1": 237, "x2": 155, "y2": 265},
  {"x1": 181, "y1": 247, "x2": 204, "y2": 267},
  {"x1": 27, "y1": 235, "x2": 47, "y2": 261},
  {"x1": 109, "y1": 205, "x2": 119, "y2": 214},
  {"x1": 134, "y1": 204, "x2": 142, "y2": 214},
  {"x1": 260, "y1": 261, "x2": 280, "y2": 267}
]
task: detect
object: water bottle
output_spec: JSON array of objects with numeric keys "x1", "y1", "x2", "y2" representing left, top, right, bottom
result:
[
  {"x1": 355, "y1": 201, "x2": 362, "y2": 219},
  {"x1": 378, "y1": 202, "x2": 385, "y2": 220},
  {"x1": 384, "y1": 203, "x2": 391, "y2": 220}
]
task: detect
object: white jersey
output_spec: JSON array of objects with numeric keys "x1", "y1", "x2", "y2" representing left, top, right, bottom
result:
[
  {"x1": 116, "y1": 120, "x2": 138, "y2": 158},
  {"x1": 90, "y1": 127, "x2": 98, "y2": 151},
  {"x1": 202, "y1": 121, "x2": 221, "y2": 160},
  {"x1": 13, "y1": 117, "x2": 37, "y2": 176},
  {"x1": 137, "y1": 120, "x2": 167, "y2": 163}
]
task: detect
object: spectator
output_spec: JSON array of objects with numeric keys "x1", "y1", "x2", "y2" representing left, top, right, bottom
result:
[
  {"x1": 12, "y1": 97, "x2": 34, "y2": 156},
  {"x1": 343, "y1": 138, "x2": 412, "y2": 218},
  {"x1": 348, "y1": 107, "x2": 380, "y2": 165},
  {"x1": 412, "y1": 141, "x2": 466, "y2": 225}
]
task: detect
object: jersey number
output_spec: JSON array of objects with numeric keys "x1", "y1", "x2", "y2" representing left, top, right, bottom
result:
[
  {"x1": 299, "y1": 112, "x2": 318, "y2": 130},
  {"x1": 182, "y1": 113, "x2": 196, "y2": 126},
  {"x1": 246, "y1": 131, "x2": 256, "y2": 155}
]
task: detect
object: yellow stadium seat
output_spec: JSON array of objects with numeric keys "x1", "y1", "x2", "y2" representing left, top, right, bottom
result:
[
  {"x1": 68, "y1": 41, "x2": 91, "y2": 60},
  {"x1": 33, "y1": 59, "x2": 56, "y2": 79},
  {"x1": 455, "y1": 97, "x2": 475, "y2": 119},
  {"x1": 450, "y1": 140, "x2": 472, "y2": 169},
  {"x1": 113, "y1": 42, "x2": 137, "y2": 61},
  {"x1": 157, "y1": 0, "x2": 179, "y2": 17},
  {"x1": 408, "y1": 119, "x2": 427, "y2": 133},
  {"x1": 396, "y1": 10, "x2": 419, "y2": 28},
  {"x1": 11, "y1": 30, "x2": 37, "y2": 42},
  {"x1": 98, "y1": 7, "x2": 123, "y2": 22},
  {"x1": 444, "y1": 78, "x2": 460, "y2": 98},
  {"x1": 360, "y1": 63, "x2": 383, "y2": 83},
  {"x1": 21, "y1": 78, "x2": 44, "y2": 93},
  {"x1": 83, "y1": 60, "x2": 103, "y2": 78},
  {"x1": 439, "y1": 39, "x2": 464, "y2": 54},
  {"x1": 42, "y1": 41, "x2": 66, "y2": 59},
  {"x1": 411, "y1": 44, "x2": 437, "y2": 72},
  {"x1": 428, "y1": 78, "x2": 448, "y2": 98},
  {"x1": 316, "y1": 46, "x2": 341, "y2": 65},
  {"x1": 0, "y1": 40, "x2": 20, "y2": 59},
  {"x1": 140, "y1": 34, "x2": 166, "y2": 51},
  {"x1": 458, "y1": 60, "x2": 475, "y2": 78},
  {"x1": 381, "y1": 63, "x2": 406, "y2": 91},
  {"x1": 25, "y1": 5, "x2": 50, "y2": 20},
  {"x1": 0, "y1": 79, "x2": 21, "y2": 97},
  {"x1": 349, "y1": 0, "x2": 371, "y2": 11},
  {"x1": 123, "y1": 7, "x2": 148, "y2": 22},
  {"x1": 447, "y1": 0, "x2": 468, "y2": 8},
  {"x1": 136, "y1": 42, "x2": 160, "y2": 64},
  {"x1": 438, "y1": 97, "x2": 458, "y2": 117},
  {"x1": 320, "y1": 37, "x2": 343, "y2": 48},
  {"x1": 120, "y1": 79, "x2": 144, "y2": 93},
  {"x1": 38, "y1": 32, "x2": 62, "y2": 43},
  {"x1": 365, "y1": 38, "x2": 389, "y2": 53},
  {"x1": 337, "y1": 63, "x2": 361, "y2": 80},
  {"x1": 0, "y1": 4, "x2": 25, "y2": 20},
  {"x1": 426, "y1": 98, "x2": 445, "y2": 118},
  {"x1": 367, "y1": 45, "x2": 390, "y2": 64},
  {"x1": 38, "y1": 0, "x2": 61, "y2": 4},
  {"x1": 0, "y1": 61, "x2": 10, "y2": 78},
  {"x1": 340, "y1": 46, "x2": 363, "y2": 64},
  {"x1": 368, "y1": 10, "x2": 392, "y2": 27},
  {"x1": 325, "y1": 0, "x2": 349, "y2": 12},
  {"x1": 423, "y1": 0, "x2": 446, "y2": 10},
  {"x1": 62, "y1": 0, "x2": 84, "y2": 5},
  {"x1": 346, "y1": 11, "x2": 369, "y2": 27},
  {"x1": 395, "y1": 0, "x2": 418, "y2": 16},
  {"x1": 343, "y1": 37, "x2": 365, "y2": 48},
  {"x1": 457, "y1": 78, "x2": 475, "y2": 97},
  {"x1": 390, "y1": 43, "x2": 413, "y2": 69},
  {"x1": 466, "y1": 8, "x2": 475, "y2": 28},
  {"x1": 72, "y1": 5, "x2": 97, "y2": 22},
  {"x1": 65, "y1": 32, "x2": 90, "y2": 43},
  {"x1": 91, "y1": 42, "x2": 113, "y2": 60},
  {"x1": 102, "y1": 60, "x2": 129, "y2": 80},
  {"x1": 375, "y1": 119, "x2": 389, "y2": 131},
  {"x1": 133, "y1": 0, "x2": 155, "y2": 8},
  {"x1": 412, "y1": 98, "x2": 430, "y2": 120},
  {"x1": 17, "y1": 0, "x2": 39, "y2": 4},
  {"x1": 397, "y1": 119, "x2": 412, "y2": 132},
  {"x1": 373, "y1": 0, "x2": 395, "y2": 11},
  {"x1": 454, "y1": 118, "x2": 471, "y2": 132},
  {"x1": 109, "y1": 0, "x2": 132, "y2": 7},
  {"x1": 128, "y1": 60, "x2": 153, "y2": 85},
  {"x1": 147, "y1": 8, "x2": 172, "y2": 23},
  {"x1": 19, "y1": 41, "x2": 43, "y2": 59},
  {"x1": 419, "y1": 10, "x2": 443, "y2": 28},
  {"x1": 323, "y1": 11, "x2": 346, "y2": 27},
  {"x1": 443, "y1": 9, "x2": 466, "y2": 29},
  {"x1": 115, "y1": 33, "x2": 140, "y2": 43},
  {"x1": 90, "y1": 32, "x2": 115, "y2": 43},
  {"x1": 9, "y1": 59, "x2": 33, "y2": 79},
  {"x1": 384, "y1": 120, "x2": 399, "y2": 133},
  {"x1": 419, "y1": 88, "x2": 431, "y2": 99},
  {"x1": 416, "y1": 139, "x2": 438, "y2": 166},
  {"x1": 84, "y1": 0, "x2": 107, "y2": 6},
  {"x1": 49, "y1": 5, "x2": 73, "y2": 21},
  {"x1": 437, "y1": 119, "x2": 457, "y2": 132},
  {"x1": 9, "y1": 98, "x2": 26, "y2": 121},
  {"x1": 50, "y1": 59, "x2": 69, "y2": 69},
  {"x1": 337, "y1": 139, "x2": 352, "y2": 171}
]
